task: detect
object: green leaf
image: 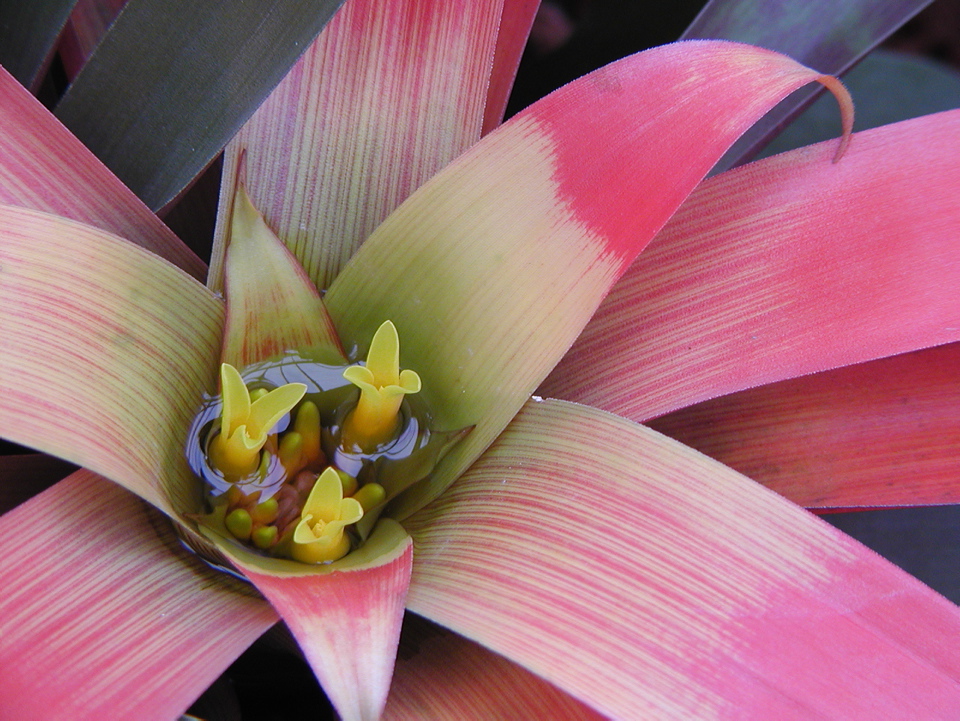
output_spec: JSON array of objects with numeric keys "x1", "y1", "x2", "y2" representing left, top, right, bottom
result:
[
  {"x1": 0, "y1": 0, "x2": 76, "y2": 90},
  {"x1": 220, "y1": 186, "x2": 346, "y2": 368},
  {"x1": 325, "y1": 41, "x2": 851, "y2": 519},
  {"x1": 54, "y1": 0, "x2": 347, "y2": 211}
]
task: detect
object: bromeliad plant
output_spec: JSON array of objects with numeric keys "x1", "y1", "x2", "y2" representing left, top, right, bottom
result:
[
  {"x1": 185, "y1": 187, "x2": 469, "y2": 568},
  {"x1": 2, "y1": 1, "x2": 960, "y2": 719}
]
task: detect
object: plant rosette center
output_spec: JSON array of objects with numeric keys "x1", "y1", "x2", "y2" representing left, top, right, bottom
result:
[{"x1": 186, "y1": 321, "x2": 466, "y2": 564}]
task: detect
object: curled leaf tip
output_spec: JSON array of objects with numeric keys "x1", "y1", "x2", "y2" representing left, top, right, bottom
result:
[{"x1": 815, "y1": 74, "x2": 855, "y2": 162}]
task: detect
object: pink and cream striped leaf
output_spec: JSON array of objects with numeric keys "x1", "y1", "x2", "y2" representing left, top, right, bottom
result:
[
  {"x1": 325, "y1": 40, "x2": 852, "y2": 519},
  {"x1": 542, "y1": 110, "x2": 960, "y2": 422},
  {"x1": 385, "y1": 618, "x2": 602, "y2": 720},
  {"x1": 0, "y1": 471, "x2": 277, "y2": 720},
  {"x1": 405, "y1": 398, "x2": 960, "y2": 718},
  {"x1": 0, "y1": 205, "x2": 222, "y2": 514},
  {"x1": 481, "y1": 0, "x2": 541, "y2": 135},
  {"x1": 209, "y1": 0, "x2": 513, "y2": 292},
  {"x1": 221, "y1": 186, "x2": 346, "y2": 367},
  {"x1": 0, "y1": 453, "x2": 75, "y2": 514},
  {"x1": 0, "y1": 67, "x2": 204, "y2": 278},
  {"x1": 229, "y1": 520, "x2": 414, "y2": 721},
  {"x1": 650, "y1": 343, "x2": 960, "y2": 509}
]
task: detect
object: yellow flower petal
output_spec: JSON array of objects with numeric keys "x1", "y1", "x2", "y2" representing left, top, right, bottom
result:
[
  {"x1": 366, "y1": 319, "x2": 402, "y2": 387},
  {"x1": 291, "y1": 467, "x2": 365, "y2": 563},
  {"x1": 219, "y1": 362, "x2": 251, "y2": 439},
  {"x1": 209, "y1": 362, "x2": 306, "y2": 478},
  {"x1": 342, "y1": 321, "x2": 421, "y2": 450}
]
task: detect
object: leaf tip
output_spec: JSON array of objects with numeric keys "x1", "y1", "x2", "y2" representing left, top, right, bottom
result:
[{"x1": 816, "y1": 74, "x2": 855, "y2": 162}]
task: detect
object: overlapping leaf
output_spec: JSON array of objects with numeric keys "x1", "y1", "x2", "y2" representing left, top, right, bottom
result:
[
  {"x1": 0, "y1": 68, "x2": 204, "y2": 277},
  {"x1": 543, "y1": 110, "x2": 960, "y2": 421},
  {"x1": 326, "y1": 41, "x2": 852, "y2": 518},
  {"x1": 651, "y1": 343, "x2": 960, "y2": 509},
  {"x1": 406, "y1": 399, "x2": 960, "y2": 718},
  {"x1": 55, "y1": 0, "x2": 348, "y2": 210},
  {"x1": 683, "y1": 0, "x2": 934, "y2": 168}
]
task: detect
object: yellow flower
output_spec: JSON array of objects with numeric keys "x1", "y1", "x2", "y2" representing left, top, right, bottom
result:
[
  {"x1": 207, "y1": 362, "x2": 305, "y2": 479},
  {"x1": 291, "y1": 467, "x2": 364, "y2": 563},
  {"x1": 342, "y1": 320, "x2": 421, "y2": 450}
]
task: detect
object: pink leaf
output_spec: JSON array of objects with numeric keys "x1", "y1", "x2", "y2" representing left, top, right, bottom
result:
[
  {"x1": 406, "y1": 399, "x2": 960, "y2": 718},
  {"x1": 542, "y1": 110, "x2": 960, "y2": 421},
  {"x1": 0, "y1": 471, "x2": 276, "y2": 719},
  {"x1": 232, "y1": 523, "x2": 414, "y2": 721},
  {"x1": 651, "y1": 342, "x2": 960, "y2": 509},
  {"x1": 210, "y1": 0, "x2": 513, "y2": 291}
]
